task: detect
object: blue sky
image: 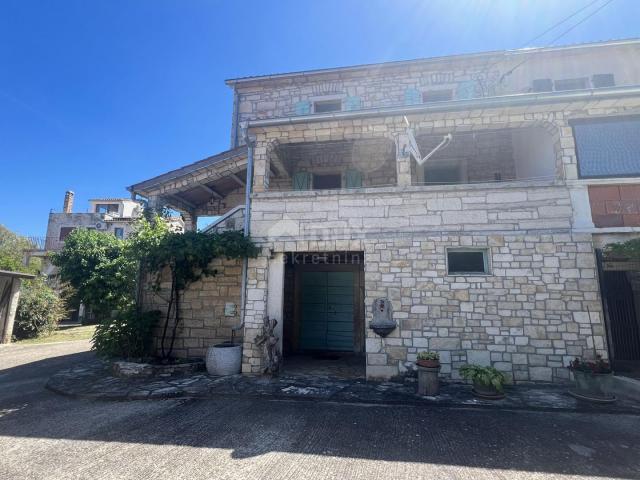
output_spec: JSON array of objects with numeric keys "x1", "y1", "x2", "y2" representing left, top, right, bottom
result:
[{"x1": 1, "y1": 0, "x2": 638, "y2": 236}]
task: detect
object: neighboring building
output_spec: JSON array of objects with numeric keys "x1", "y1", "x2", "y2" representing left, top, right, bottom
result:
[
  {"x1": 129, "y1": 39, "x2": 640, "y2": 383},
  {"x1": 27, "y1": 191, "x2": 184, "y2": 277}
]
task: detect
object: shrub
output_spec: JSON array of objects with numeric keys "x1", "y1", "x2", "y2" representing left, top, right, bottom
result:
[
  {"x1": 92, "y1": 309, "x2": 160, "y2": 360},
  {"x1": 417, "y1": 351, "x2": 439, "y2": 361},
  {"x1": 14, "y1": 277, "x2": 66, "y2": 339}
]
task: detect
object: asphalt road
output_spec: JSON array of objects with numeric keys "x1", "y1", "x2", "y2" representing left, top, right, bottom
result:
[{"x1": 1, "y1": 341, "x2": 640, "y2": 480}]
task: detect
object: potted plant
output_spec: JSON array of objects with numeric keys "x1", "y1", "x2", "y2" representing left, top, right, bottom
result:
[
  {"x1": 416, "y1": 351, "x2": 441, "y2": 396},
  {"x1": 460, "y1": 364, "x2": 506, "y2": 400},
  {"x1": 568, "y1": 355, "x2": 616, "y2": 403}
]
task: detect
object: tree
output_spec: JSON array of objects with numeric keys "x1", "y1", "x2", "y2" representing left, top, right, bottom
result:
[
  {"x1": 52, "y1": 228, "x2": 135, "y2": 320},
  {"x1": 0, "y1": 224, "x2": 39, "y2": 273}
]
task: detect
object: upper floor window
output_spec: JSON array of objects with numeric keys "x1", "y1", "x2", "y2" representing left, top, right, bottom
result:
[
  {"x1": 313, "y1": 99, "x2": 342, "y2": 113},
  {"x1": 59, "y1": 227, "x2": 75, "y2": 241},
  {"x1": 95, "y1": 203, "x2": 119, "y2": 214},
  {"x1": 114, "y1": 227, "x2": 124, "y2": 239},
  {"x1": 554, "y1": 78, "x2": 589, "y2": 91},
  {"x1": 422, "y1": 90, "x2": 453, "y2": 103},
  {"x1": 572, "y1": 116, "x2": 640, "y2": 178}
]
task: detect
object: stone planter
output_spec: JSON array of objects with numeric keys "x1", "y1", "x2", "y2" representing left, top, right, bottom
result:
[
  {"x1": 417, "y1": 365, "x2": 440, "y2": 396},
  {"x1": 569, "y1": 370, "x2": 616, "y2": 403},
  {"x1": 206, "y1": 343, "x2": 242, "y2": 376},
  {"x1": 471, "y1": 381, "x2": 505, "y2": 400}
]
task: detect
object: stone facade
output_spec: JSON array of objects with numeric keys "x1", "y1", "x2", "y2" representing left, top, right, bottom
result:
[{"x1": 143, "y1": 258, "x2": 243, "y2": 359}]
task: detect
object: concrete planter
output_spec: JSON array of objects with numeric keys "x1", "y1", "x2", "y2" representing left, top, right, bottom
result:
[
  {"x1": 569, "y1": 370, "x2": 616, "y2": 403},
  {"x1": 417, "y1": 365, "x2": 440, "y2": 396},
  {"x1": 206, "y1": 343, "x2": 242, "y2": 376}
]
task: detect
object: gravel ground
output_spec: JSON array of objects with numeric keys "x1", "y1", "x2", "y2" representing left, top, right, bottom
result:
[{"x1": 1, "y1": 341, "x2": 640, "y2": 480}]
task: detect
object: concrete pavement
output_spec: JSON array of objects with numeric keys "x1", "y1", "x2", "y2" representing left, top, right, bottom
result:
[{"x1": 1, "y1": 341, "x2": 640, "y2": 480}]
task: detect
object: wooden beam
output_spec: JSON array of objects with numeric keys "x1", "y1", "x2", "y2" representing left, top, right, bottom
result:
[
  {"x1": 198, "y1": 184, "x2": 222, "y2": 199},
  {"x1": 168, "y1": 194, "x2": 196, "y2": 210},
  {"x1": 230, "y1": 173, "x2": 245, "y2": 187}
]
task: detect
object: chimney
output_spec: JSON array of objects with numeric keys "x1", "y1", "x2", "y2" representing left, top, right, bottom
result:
[{"x1": 63, "y1": 191, "x2": 74, "y2": 213}]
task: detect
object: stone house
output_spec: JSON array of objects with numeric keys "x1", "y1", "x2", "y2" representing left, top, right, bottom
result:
[{"x1": 129, "y1": 38, "x2": 640, "y2": 383}]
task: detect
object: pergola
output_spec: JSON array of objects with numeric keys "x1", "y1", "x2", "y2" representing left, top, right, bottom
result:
[{"x1": 127, "y1": 146, "x2": 251, "y2": 230}]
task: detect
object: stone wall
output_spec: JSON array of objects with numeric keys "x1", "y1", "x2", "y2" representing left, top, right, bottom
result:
[
  {"x1": 231, "y1": 42, "x2": 640, "y2": 139},
  {"x1": 143, "y1": 258, "x2": 243, "y2": 359}
]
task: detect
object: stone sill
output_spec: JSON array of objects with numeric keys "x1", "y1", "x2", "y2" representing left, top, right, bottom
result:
[
  {"x1": 575, "y1": 226, "x2": 640, "y2": 234},
  {"x1": 568, "y1": 177, "x2": 640, "y2": 186},
  {"x1": 253, "y1": 179, "x2": 562, "y2": 200}
]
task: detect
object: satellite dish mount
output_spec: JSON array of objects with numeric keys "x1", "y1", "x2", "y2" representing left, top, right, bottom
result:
[{"x1": 402, "y1": 116, "x2": 452, "y2": 166}]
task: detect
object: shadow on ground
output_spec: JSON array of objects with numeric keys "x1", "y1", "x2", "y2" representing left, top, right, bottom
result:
[{"x1": 1, "y1": 349, "x2": 640, "y2": 478}]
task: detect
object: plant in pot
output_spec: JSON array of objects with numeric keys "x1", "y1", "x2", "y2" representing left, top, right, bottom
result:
[
  {"x1": 568, "y1": 355, "x2": 616, "y2": 403},
  {"x1": 459, "y1": 364, "x2": 506, "y2": 400},
  {"x1": 416, "y1": 351, "x2": 441, "y2": 396}
]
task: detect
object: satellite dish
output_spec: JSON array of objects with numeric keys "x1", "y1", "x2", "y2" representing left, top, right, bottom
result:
[{"x1": 403, "y1": 116, "x2": 452, "y2": 166}]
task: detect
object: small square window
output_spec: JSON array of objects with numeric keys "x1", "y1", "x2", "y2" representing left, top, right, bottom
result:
[
  {"x1": 422, "y1": 90, "x2": 453, "y2": 103},
  {"x1": 313, "y1": 99, "x2": 342, "y2": 113},
  {"x1": 59, "y1": 227, "x2": 76, "y2": 241},
  {"x1": 447, "y1": 248, "x2": 489, "y2": 275}
]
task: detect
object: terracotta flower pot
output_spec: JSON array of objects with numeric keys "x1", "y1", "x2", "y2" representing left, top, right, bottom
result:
[{"x1": 416, "y1": 359, "x2": 440, "y2": 368}]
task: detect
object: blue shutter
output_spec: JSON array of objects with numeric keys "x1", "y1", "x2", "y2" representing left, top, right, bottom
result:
[
  {"x1": 404, "y1": 88, "x2": 421, "y2": 105},
  {"x1": 294, "y1": 101, "x2": 311, "y2": 115},
  {"x1": 345, "y1": 169, "x2": 363, "y2": 188},
  {"x1": 345, "y1": 96, "x2": 362, "y2": 111},
  {"x1": 293, "y1": 171, "x2": 312, "y2": 191},
  {"x1": 455, "y1": 81, "x2": 478, "y2": 100}
]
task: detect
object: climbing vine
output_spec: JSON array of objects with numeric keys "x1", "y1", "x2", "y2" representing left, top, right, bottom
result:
[{"x1": 140, "y1": 228, "x2": 259, "y2": 360}]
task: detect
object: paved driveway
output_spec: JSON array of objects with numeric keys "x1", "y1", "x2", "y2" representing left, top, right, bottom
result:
[{"x1": 1, "y1": 341, "x2": 640, "y2": 480}]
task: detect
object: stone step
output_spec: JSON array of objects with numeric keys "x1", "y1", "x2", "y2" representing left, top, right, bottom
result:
[{"x1": 610, "y1": 375, "x2": 640, "y2": 401}]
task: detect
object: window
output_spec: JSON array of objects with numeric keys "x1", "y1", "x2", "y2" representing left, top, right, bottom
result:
[
  {"x1": 114, "y1": 227, "x2": 124, "y2": 239},
  {"x1": 313, "y1": 174, "x2": 342, "y2": 190},
  {"x1": 592, "y1": 73, "x2": 615, "y2": 88},
  {"x1": 532, "y1": 78, "x2": 553, "y2": 93},
  {"x1": 95, "y1": 203, "x2": 119, "y2": 214},
  {"x1": 59, "y1": 227, "x2": 75, "y2": 241},
  {"x1": 422, "y1": 159, "x2": 466, "y2": 185},
  {"x1": 572, "y1": 116, "x2": 640, "y2": 178},
  {"x1": 422, "y1": 90, "x2": 453, "y2": 103},
  {"x1": 554, "y1": 78, "x2": 588, "y2": 91},
  {"x1": 313, "y1": 99, "x2": 342, "y2": 113},
  {"x1": 447, "y1": 248, "x2": 489, "y2": 275}
]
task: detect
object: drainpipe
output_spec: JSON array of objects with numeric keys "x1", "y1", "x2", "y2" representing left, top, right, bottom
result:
[{"x1": 239, "y1": 122, "x2": 254, "y2": 333}]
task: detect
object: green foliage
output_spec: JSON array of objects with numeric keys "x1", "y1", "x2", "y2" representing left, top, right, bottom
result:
[
  {"x1": 92, "y1": 309, "x2": 160, "y2": 359},
  {"x1": 52, "y1": 228, "x2": 135, "y2": 320},
  {"x1": 459, "y1": 364, "x2": 506, "y2": 392},
  {"x1": 0, "y1": 224, "x2": 40, "y2": 274},
  {"x1": 417, "y1": 351, "x2": 439, "y2": 361},
  {"x1": 605, "y1": 238, "x2": 640, "y2": 261},
  {"x1": 51, "y1": 216, "x2": 258, "y2": 360},
  {"x1": 14, "y1": 277, "x2": 66, "y2": 339}
]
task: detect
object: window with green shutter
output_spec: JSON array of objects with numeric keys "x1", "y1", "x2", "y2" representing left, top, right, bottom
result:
[
  {"x1": 294, "y1": 101, "x2": 311, "y2": 115},
  {"x1": 404, "y1": 88, "x2": 421, "y2": 105},
  {"x1": 345, "y1": 96, "x2": 362, "y2": 111},
  {"x1": 345, "y1": 169, "x2": 363, "y2": 188},
  {"x1": 292, "y1": 171, "x2": 312, "y2": 190}
]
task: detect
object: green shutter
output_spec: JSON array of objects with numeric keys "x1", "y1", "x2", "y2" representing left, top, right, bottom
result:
[
  {"x1": 294, "y1": 101, "x2": 311, "y2": 115},
  {"x1": 345, "y1": 96, "x2": 362, "y2": 111},
  {"x1": 345, "y1": 169, "x2": 363, "y2": 188},
  {"x1": 293, "y1": 171, "x2": 312, "y2": 190},
  {"x1": 404, "y1": 88, "x2": 421, "y2": 105}
]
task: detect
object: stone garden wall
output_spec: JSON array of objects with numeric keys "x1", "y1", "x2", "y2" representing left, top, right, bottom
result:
[{"x1": 143, "y1": 258, "x2": 243, "y2": 359}]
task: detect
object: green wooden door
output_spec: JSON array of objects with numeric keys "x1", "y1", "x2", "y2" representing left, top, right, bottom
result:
[{"x1": 299, "y1": 271, "x2": 354, "y2": 351}]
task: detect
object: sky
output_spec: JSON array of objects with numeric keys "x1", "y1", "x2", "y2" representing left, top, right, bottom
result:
[{"x1": 1, "y1": 0, "x2": 638, "y2": 237}]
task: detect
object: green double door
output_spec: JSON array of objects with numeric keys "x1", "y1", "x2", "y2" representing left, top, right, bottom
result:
[{"x1": 299, "y1": 271, "x2": 354, "y2": 351}]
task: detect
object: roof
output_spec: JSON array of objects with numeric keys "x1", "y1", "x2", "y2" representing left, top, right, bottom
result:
[
  {"x1": 89, "y1": 198, "x2": 137, "y2": 202},
  {"x1": 0, "y1": 270, "x2": 36, "y2": 280},
  {"x1": 226, "y1": 38, "x2": 640, "y2": 86},
  {"x1": 128, "y1": 146, "x2": 248, "y2": 194}
]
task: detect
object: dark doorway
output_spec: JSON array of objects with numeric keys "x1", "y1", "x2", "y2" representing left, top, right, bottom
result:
[
  {"x1": 282, "y1": 252, "x2": 365, "y2": 378},
  {"x1": 596, "y1": 250, "x2": 640, "y2": 374}
]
